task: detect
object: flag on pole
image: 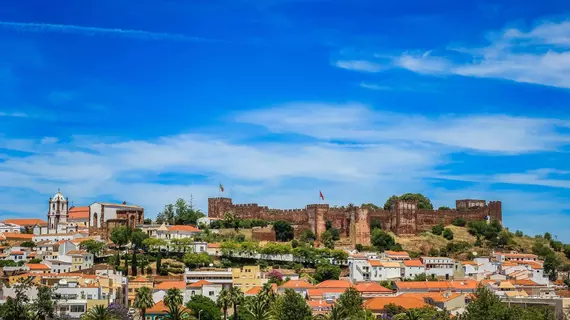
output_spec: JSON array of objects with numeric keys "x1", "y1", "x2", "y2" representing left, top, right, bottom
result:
[
  {"x1": 219, "y1": 183, "x2": 225, "y2": 192},
  {"x1": 319, "y1": 191, "x2": 324, "y2": 200}
]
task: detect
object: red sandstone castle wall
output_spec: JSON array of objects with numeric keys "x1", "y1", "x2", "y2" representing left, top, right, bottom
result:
[{"x1": 207, "y1": 198, "x2": 502, "y2": 242}]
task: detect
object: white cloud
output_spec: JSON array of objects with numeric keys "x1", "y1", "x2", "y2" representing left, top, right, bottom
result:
[
  {"x1": 335, "y1": 60, "x2": 384, "y2": 72},
  {"x1": 340, "y1": 19, "x2": 570, "y2": 89},
  {"x1": 359, "y1": 82, "x2": 393, "y2": 91},
  {"x1": 237, "y1": 103, "x2": 570, "y2": 153},
  {"x1": 438, "y1": 168, "x2": 570, "y2": 189}
]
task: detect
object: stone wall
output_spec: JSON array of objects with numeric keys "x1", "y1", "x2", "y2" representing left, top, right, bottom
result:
[
  {"x1": 252, "y1": 227, "x2": 276, "y2": 242},
  {"x1": 207, "y1": 197, "x2": 502, "y2": 245}
]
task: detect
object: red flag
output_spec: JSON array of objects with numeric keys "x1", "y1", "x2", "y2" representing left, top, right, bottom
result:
[
  {"x1": 319, "y1": 191, "x2": 324, "y2": 200},
  {"x1": 219, "y1": 183, "x2": 225, "y2": 192}
]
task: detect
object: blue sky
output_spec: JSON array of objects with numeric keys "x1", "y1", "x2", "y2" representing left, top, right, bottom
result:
[{"x1": 1, "y1": 0, "x2": 570, "y2": 240}]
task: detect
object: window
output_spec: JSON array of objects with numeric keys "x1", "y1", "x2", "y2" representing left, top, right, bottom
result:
[
  {"x1": 70, "y1": 305, "x2": 85, "y2": 313},
  {"x1": 209, "y1": 291, "x2": 214, "y2": 296}
]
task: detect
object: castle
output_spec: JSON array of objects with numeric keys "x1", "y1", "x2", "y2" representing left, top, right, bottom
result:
[{"x1": 208, "y1": 198, "x2": 502, "y2": 245}]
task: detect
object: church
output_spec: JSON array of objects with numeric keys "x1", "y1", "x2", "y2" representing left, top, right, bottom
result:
[{"x1": 45, "y1": 190, "x2": 145, "y2": 239}]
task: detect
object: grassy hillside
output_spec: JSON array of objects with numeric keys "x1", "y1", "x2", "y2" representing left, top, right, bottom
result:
[{"x1": 394, "y1": 225, "x2": 570, "y2": 264}]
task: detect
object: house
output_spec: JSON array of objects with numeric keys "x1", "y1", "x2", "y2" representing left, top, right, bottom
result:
[
  {"x1": 278, "y1": 279, "x2": 315, "y2": 296},
  {"x1": 308, "y1": 300, "x2": 333, "y2": 316},
  {"x1": 8, "y1": 250, "x2": 27, "y2": 261},
  {"x1": 26, "y1": 263, "x2": 51, "y2": 274},
  {"x1": 68, "y1": 206, "x2": 90, "y2": 228},
  {"x1": 353, "y1": 282, "x2": 394, "y2": 299},
  {"x1": 184, "y1": 267, "x2": 233, "y2": 288},
  {"x1": 382, "y1": 251, "x2": 411, "y2": 261},
  {"x1": 0, "y1": 222, "x2": 21, "y2": 233},
  {"x1": 156, "y1": 225, "x2": 201, "y2": 240},
  {"x1": 145, "y1": 300, "x2": 190, "y2": 320},
  {"x1": 232, "y1": 265, "x2": 266, "y2": 292},
  {"x1": 185, "y1": 279, "x2": 224, "y2": 302},
  {"x1": 421, "y1": 257, "x2": 455, "y2": 279},
  {"x1": 128, "y1": 276, "x2": 154, "y2": 307},
  {"x1": 68, "y1": 250, "x2": 94, "y2": 271},
  {"x1": 402, "y1": 260, "x2": 426, "y2": 279},
  {"x1": 495, "y1": 252, "x2": 538, "y2": 262},
  {"x1": 153, "y1": 281, "x2": 187, "y2": 303},
  {"x1": 3, "y1": 232, "x2": 34, "y2": 242},
  {"x1": 2, "y1": 219, "x2": 47, "y2": 233},
  {"x1": 368, "y1": 260, "x2": 401, "y2": 281}
]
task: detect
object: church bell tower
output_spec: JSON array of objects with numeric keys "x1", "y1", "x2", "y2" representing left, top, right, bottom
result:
[{"x1": 48, "y1": 189, "x2": 69, "y2": 233}]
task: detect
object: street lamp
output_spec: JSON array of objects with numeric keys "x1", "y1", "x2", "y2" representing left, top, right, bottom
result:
[{"x1": 198, "y1": 310, "x2": 204, "y2": 320}]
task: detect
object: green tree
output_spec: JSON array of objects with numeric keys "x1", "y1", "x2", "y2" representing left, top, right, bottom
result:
[
  {"x1": 133, "y1": 286, "x2": 154, "y2": 320},
  {"x1": 243, "y1": 294, "x2": 271, "y2": 320},
  {"x1": 362, "y1": 203, "x2": 380, "y2": 210},
  {"x1": 371, "y1": 228, "x2": 396, "y2": 251},
  {"x1": 318, "y1": 305, "x2": 346, "y2": 320},
  {"x1": 110, "y1": 226, "x2": 131, "y2": 275},
  {"x1": 217, "y1": 288, "x2": 231, "y2": 320},
  {"x1": 544, "y1": 253, "x2": 561, "y2": 281},
  {"x1": 0, "y1": 279, "x2": 34, "y2": 320},
  {"x1": 34, "y1": 285, "x2": 56, "y2": 320},
  {"x1": 321, "y1": 230, "x2": 335, "y2": 249},
  {"x1": 164, "y1": 288, "x2": 184, "y2": 309},
  {"x1": 81, "y1": 305, "x2": 119, "y2": 320},
  {"x1": 229, "y1": 287, "x2": 244, "y2": 320},
  {"x1": 166, "y1": 303, "x2": 190, "y2": 320},
  {"x1": 184, "y1": 252, "x2": 213, "y2": 269},
  {"x1": 80, "y1": 239, "x2": 106, "y2": 256},
  {"x1": 157, "y1": 203, "x2": 176, "y2": 224},
  {"x1": 273, "y1": 221, "x2": 294, "y2": 242},
  {"x1": 370, "y1": 219, "x2": 382, "y2": 231},
  {"x1": 384, "y1": 304, "x2": 406, "y2": 317},
  {"x1": 271, "y1": 289, "x2": 312, "y2": 320},
  {"x1": 544, "y1": 232, "x2": 552, "y2": 241},
  {"x1": 143, "y1": 218, "x2": 153, "y2": 224},
  {"x1": 173, "y1": 197, "x2": 205, "y2": 225},
  {"x1": 336, "y1": 287, "x2": 363, "y2": 316},
  {"x1": 20, "y1": 241, "x2": 36, "y2": 248},
  {"x1": 299, "y1": 230, "x2": 316, "y2": 243},
  {"x1": 186, "y1": 294, "x2": 222, "y2": 320},
  {"x1": 383, "y1": 195, "x2": 400, "y2": 210},
  {"x1": 314, "y1": 261, "x2": 341, "y2": 282},
  {"x1": 438, "y1": 206, "x2": 451, "y2": 211},
  {"x1": 442, "y1": 228, "x2": 454, "y2": 240},
  {"x1": 515, "y1": 230, "x2": 524, "y2": 237},
  {"x1": 432, "y1": 224, "x2": 444, "y2": 236}
]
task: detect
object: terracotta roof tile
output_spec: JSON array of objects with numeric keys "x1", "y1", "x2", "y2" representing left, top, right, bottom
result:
[
  {"x1": 403, "y1": 260, "x2": 424, "y2": 267},
  {"x1": 3, "y1": 233, "x2": 34, "y2": 240},
  {"x1": 316, "y1": 280, "x2": 352, "y2": 289},
  {"x1": 167, "y1": 225, "x2": 201, "y2": 232},
  {"x1": 279, "y1": 279, "x2": 315, "y2": 289},
  {"x1": 68, "y1": 206, "x2": 90, "y2": 220},
  {"x1": 364, "y1": 296, "x2": 428, "y2": 310},
  {"x1": 2, "y1": 219, "x2": 47, "y2": 226},
  {"x1": 187, "y1": 280, "x2": 212, "y2": 287},
  {"x1": 26, "y1": 263, "x2": 51, "y2": 270},
  {"x1": 354, "y1": 282, "x2": 393, "y2": 293},
  {"x1": 154, "y1": 281, "x2": 186, "y2": 290}
]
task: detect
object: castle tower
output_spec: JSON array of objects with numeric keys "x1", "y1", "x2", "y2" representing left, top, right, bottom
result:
[{"x1": 48, "y1": 189, "x2": 69, "y2": 232}]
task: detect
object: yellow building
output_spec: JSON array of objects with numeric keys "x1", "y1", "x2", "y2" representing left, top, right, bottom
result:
[
  {"x1": 128, "y1": 276, "x2": 154, "y2": 307},
  {"x1": 231, "y1": 266, "x2": 266, "y2": 291}
]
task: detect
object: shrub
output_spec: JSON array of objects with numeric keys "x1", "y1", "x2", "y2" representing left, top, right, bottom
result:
[
  {"x1": 432, "y1": 224, "x2": 444, "y2": 236},
  {"x1": 443, "y1": 228, "x2": 454, "y2": 240},
  {"x1": 452, "y1": 218, "x2": 466, "y2": 227}
]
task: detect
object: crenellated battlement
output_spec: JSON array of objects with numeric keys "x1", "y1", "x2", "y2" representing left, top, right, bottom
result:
[{"x1": 207, "y1": 197, "x2": 502, "y2": 243}]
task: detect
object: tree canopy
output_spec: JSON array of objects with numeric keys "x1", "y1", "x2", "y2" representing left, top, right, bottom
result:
[
  {"x1": 156, "y1": 197, "x2": 205, "y2": 225},
  {"x1": 384, "y1": 193, "x2": 434, "y2": 210},
  {"x1": 273, "y1": 221, "x2": 294, "y2": 242}
]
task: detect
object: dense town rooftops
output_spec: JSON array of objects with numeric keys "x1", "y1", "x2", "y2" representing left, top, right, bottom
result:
[{"x1": 279, "y1": 279, "x2": 315, "y2": 289}]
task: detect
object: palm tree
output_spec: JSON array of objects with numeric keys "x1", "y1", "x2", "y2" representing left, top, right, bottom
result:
[
  {"x1": 259, "y1": 283, "x2": 275, "y2": 304},
  {"x1": 217, "y1": 288, "x2": 231, "y2": 320},
  {"x1": 402, "y1": 309, "x2": 421, "y2": 320},
  {"x1": 229, "y1": 287, "x2": 244, "y2": 320},
  {"x1": 164, "y1": 288, "x2": 184, "y2": 309},
  {"x1": 318, "y1": 305, "x2": 347, "y2": 320},
  {"x1": 81, "y1": 305, "x2": 118, "y2": 320},
  {"x1": 244, "y1": 295, "x2": 271, "y2": 320},
  {"x1": 133, "y1": 286, "x2": 154, "y2": 320},
  {"x1": 166, "y1": 303, "x2": 191, "y2": 320}
]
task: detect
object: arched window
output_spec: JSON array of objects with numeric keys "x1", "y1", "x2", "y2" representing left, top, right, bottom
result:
[{"x1": 93, "y1": 213, "x2": 98, "y2": 228}]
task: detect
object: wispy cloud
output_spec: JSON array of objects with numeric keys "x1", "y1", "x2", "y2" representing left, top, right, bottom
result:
[
  {"x1": 0, "y1": 111, "x2": 27, "y2": 118},
  {"x1": 335, "y1": 60, "x2": 384, "y2": 72},
  {"x1": 0, "y1": 21, "x2": 219, "y2": 43},
  {"x1": 237, "y1": 103, "x2": 570, "y2": 153},
  {"x1": 335, "y1": 18, "x2": 570, "y2": 89}
]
